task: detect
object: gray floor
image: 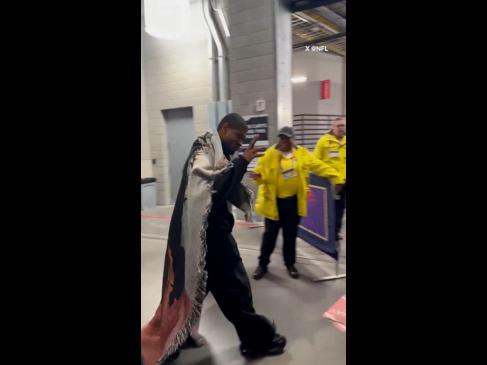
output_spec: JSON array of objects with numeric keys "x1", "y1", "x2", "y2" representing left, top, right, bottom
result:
[{"x1": 142, "y1": 206, "x2": 346, "y2": 365}]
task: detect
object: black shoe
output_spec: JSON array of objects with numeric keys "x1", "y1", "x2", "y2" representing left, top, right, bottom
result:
[
  {"x1": 286, "y1": 265, "x2": 299, "y2": 279},
  {"x1": 252, "y1": 266, "x2": 267, "y2": 280},
  {"x1": 162, "y1": 349, "x2": 180, "y2": 363},
  {"x1": 271, "y1": 333, "x2": 287, "y2": 349},
  {"x1": 181, "y1": 334, "x2": 206, "y2": 349},
  {"x1": 240, "y1": 333, "x2": 287, "y2": 358}
]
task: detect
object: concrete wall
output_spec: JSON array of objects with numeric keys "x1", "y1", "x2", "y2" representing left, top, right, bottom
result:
[
  {"x1": 292, "y1": 50, "x2": 345, "y2": 116},
  {"x1": 228, "y1": 0, "x2": 279, "y2": 142},
  {"x1": 142, "y1": 0, "x2": 212, "y2": 205},
  {"x1": 141, "y1": 60, "x2": 153, "y2": 178}
]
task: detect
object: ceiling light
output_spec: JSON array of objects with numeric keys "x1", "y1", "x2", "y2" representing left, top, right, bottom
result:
[
  {"x1": 144, "y1": 0, "x2": 190, "y2": 39},
  {"x1": 291, "y1": 76, "x2": 308, "y2": 83}
]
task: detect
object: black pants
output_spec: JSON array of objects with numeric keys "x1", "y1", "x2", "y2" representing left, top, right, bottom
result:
[
  {"x1": 258, "y1": 196, "x2": 301, "y2": 268},
  {"x1": 205, "y1": 227, "x2": 275, "y2": 350},
  {"x1": 335, "y1": 184, "x2": 346, "y2": 240}
]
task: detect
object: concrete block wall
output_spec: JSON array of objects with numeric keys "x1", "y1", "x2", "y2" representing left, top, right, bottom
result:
[
  {"x1": 142, "y1": 0, "x2": 212, "y2": 205},
  {"x1": 141, "y1": 61, "x2": 154, "y2": 178},
  {"x1": 228, "y1": 0, "x2": 279, "y2": 143}
]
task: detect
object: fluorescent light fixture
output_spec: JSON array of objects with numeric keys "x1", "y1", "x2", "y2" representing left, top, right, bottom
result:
[
  {"x1": 144, "y1": 0, "x2": 190, "y2": 39},
  {"x1": 291, "y1": 76, "x2": 308, "y2": 83}
]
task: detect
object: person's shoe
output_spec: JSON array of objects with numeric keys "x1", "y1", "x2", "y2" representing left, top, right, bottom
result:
[
  {"x1": 162, "y1": 349, "x2": 180, "y2": 363},
  {"x1": 271, "y1": 333, "x2": 287, "y2": 349},
  {"x1": 181, "y1": 333, "x2": 206, "y2": 349},
  {"x1": 240, "y1": 333, "x2": 287, "y2": 358},
  {"x1": 286, "y1": 265, "x2": 300, "y2": 279},
  {"x1": 252, "y1": 266, "x2": 267, "y2": 280}
]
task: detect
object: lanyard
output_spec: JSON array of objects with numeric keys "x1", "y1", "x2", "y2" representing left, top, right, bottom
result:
[{"x1": 279, "y1": 150, "x2": 296, "y2": 173}]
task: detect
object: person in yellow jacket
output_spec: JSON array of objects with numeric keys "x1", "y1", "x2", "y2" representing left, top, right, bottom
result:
[
  {"x1": 249, "y1": 126, "x2": 343, "y2": 280},
  {"x1": 314, "y1": 117, "x2": 346, "y2": 242}
]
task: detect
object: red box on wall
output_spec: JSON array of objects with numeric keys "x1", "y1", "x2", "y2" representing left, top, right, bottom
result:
[{"x1": 321, "y1": 80, "x2": 331, "y2": 99}]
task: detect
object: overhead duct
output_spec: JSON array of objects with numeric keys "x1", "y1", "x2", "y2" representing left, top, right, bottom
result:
[
  {"x1": 202, "y1": 0, "x2": 229, "y2": 102},
  {"x1": 210, "y1": 0, "x2": 231, "y2": 40}
]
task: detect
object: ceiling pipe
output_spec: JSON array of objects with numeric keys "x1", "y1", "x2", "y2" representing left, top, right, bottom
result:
[
  {"x1": 202, "y1": 0, "x2": 229, "y2": 102},
  {"x1": 293, "y1": 31, "x2": 346, "y2": 50}
]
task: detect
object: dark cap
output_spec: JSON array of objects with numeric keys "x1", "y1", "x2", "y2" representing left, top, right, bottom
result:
[{"x1": 277, "y1": 126, "x2": 295, "y2": 138}]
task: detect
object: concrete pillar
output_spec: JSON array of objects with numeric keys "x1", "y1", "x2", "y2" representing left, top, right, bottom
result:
[
  {"x1": 228, "y1": 0, "x2": 293, "y2": 144},
  {"x1": 274, "y1": 0, "x2": 293, "y2": 130}
]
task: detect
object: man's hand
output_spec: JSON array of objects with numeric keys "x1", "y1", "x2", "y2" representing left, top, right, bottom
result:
[
  {"x1": 335, "y1": 184, "x2": 343, "y2": 193},
  {"x1": 243, "y1": 148, "x2": 259, "y2": 162},
  {"x1": 242, "y1": 135, "x2": 259, "y2": 162},
  {"x1": 248, "y1": 172, "x2": 262, "y2": 180}
]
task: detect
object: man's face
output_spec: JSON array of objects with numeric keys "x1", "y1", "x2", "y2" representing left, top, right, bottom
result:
[
  {"x1": 333, "y1": 119, "x2": 346, "y2": 138},
  {"x1": 220, "y1": 124, "x2": 247, "y2": 153},
  {"x1": 278, "y1": 136, "x2": 292, "y2": 152}
]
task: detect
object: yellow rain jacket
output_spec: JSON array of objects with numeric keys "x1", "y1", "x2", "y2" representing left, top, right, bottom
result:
[
  {"x1": 313, "y1": 132, "x2": 346, "y2": 184},
  {"x1": 253, "y1": 145, "x2": 340, "y2": 220}
]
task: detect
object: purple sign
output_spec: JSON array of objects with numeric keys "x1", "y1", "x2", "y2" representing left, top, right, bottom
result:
[
  {"x1": 298, "y1": 174, "x2": 338, "y2": 260},
  {"x1": 300, "y1": 186, "x2": 328, "y2": 240}
]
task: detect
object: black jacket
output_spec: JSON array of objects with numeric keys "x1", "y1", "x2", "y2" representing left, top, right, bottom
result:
[{"x1": 207, "y1": 154, "x2": 249, "y2": 233}]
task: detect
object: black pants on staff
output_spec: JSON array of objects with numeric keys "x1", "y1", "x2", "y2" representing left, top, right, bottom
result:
[
  {"x1": 258, "y1": 196, "x2": 301, "y2": 268},
  {"x1": 205, "y1": 224, "x2": 276, "y2": 351},
  {"x1": 335, "y1": 184, "x2": 346, "y2": 241}
]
